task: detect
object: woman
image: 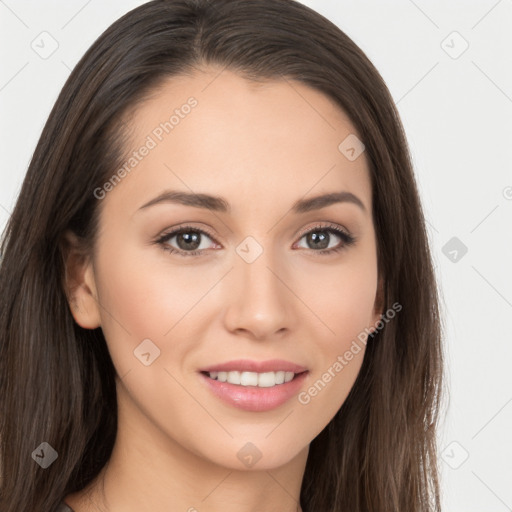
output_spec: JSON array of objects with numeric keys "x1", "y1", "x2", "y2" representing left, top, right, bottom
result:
[{"x1": 0, "y1": 0, "x2": 444, "y2": 511}]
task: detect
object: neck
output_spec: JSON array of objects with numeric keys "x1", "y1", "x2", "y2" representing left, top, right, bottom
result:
[{"x1": 67, "y1": 379, "x2": 308, "y2": 512}]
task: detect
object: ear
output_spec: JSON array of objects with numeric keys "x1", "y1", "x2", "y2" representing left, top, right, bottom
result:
[
  {"x1": 369, "y1": 274, "x2": 385, "y2": 333},
  {"x1": 61, "y1": 230, "x2": 102, "y2": 329}
]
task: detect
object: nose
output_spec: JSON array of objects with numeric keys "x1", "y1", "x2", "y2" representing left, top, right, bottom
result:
[{"x1": 222, "y1": 247, "x2": 295, "y2": 340}]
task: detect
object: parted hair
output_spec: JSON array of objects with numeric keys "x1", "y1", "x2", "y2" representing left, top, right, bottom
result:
[{"x1": 0, "y1": 1, "x2": 444, "y2": 510}]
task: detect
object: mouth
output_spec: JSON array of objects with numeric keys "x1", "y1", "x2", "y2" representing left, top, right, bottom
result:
[
  {"x1": 200, "y1": 370, "x2": 308, "y2": 388},
  {"x1": 198, "y1": 369, "x2": 309, "y2": 412}
]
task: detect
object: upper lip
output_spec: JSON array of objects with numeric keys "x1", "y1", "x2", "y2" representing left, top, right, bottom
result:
[{"x1": 199, "y1": 359, "x2": 308, "y2": 374}]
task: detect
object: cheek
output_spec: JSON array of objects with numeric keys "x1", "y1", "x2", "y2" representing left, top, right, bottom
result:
[
  {"x1": 295, "y1": 252, "x2": 378, "y2": 345},
  {"x1": 289, "y1": 253, "x2": 377, "y2": 428},
  {"x1": 92, "y1": 243, "x2": 213, "y2": 374},
  {"x1": 292, "y1": 268, "x2": 375, "y2": 436},
  {"x1": 295, "y1": 343, "x2": 365, "y2": 443}
]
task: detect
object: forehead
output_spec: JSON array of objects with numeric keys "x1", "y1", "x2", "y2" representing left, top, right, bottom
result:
[{"x1": 111, "y1": 67, "x2": 372, "y2": 216}]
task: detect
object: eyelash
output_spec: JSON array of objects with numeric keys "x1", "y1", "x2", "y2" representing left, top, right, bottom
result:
[{"x1": 155, "y1": 223, "x2": 356, "y2": 258}]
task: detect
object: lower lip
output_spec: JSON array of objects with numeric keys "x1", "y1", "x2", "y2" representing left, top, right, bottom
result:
[{"x1": 199, "y1": 371, "x2": 309, "y2": 412}]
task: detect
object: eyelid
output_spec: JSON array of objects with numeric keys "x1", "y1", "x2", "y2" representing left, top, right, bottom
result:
[
  {"x1": 294, "y1": 221, "x2": 351, "y2": 240},
  {"x1": 155, "y1": 224, "x2": 220, "y2": 248},
  {"x1": 155, "y1": 221, "x2": 355, "y2": 257}
]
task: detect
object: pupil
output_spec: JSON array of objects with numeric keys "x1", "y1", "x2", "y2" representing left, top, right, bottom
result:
[
  {"x1": 177, "y1": 232, "x2": 200, "y2": 250},
  {"x1": 308, "y1": 231, "x2": 329, "y2": 250}
]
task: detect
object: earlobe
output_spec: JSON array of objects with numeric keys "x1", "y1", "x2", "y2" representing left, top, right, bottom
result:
[{"x1": 61, "y1": 230, "x2": 102, "y2": 329}]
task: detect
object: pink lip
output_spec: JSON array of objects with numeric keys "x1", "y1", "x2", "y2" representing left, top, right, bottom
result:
[
  {"x1": 199, "y1": 359, "x2": 307, "y2": 373},
  {"x1": 199, "y1": 371, "x2": 309, "y2": 412}
]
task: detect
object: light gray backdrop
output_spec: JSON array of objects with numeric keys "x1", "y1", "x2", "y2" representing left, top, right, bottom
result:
[{"x1": 1, "y1": 1, "x2": 511, "y2": 510}]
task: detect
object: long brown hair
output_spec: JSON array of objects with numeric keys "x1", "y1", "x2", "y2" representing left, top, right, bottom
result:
[{"x1": 0, "y1": 1, "x2": 444, "y2": 510}]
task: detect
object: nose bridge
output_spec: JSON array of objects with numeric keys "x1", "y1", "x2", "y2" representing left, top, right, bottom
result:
[{"x1": 223, "y1": 236, "x2": 293, "y2": 338}]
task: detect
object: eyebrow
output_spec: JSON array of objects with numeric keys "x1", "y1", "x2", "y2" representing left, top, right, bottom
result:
[{"x1": 137, "y1": 190, "x2": 367, "y2": 214}]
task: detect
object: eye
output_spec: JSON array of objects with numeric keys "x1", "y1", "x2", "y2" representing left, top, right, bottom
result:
[
  {"x1": 294, "y1": 223, "x2": 356, "y2": 255},
  {"x1": 155, "y1": 222, "x2": 356, "y2": 258},
  {"x1": 155, "y1": 226, "x2": 219, "y2": 257}
]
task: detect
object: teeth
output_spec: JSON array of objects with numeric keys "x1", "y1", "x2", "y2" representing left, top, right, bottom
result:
[
  {"x1": 207, "y1": 370, "x2": 297, "y2": 387},
  {"x1": 285, "y1": 371, "x2": 295, "y2": 383},
  {"x1": 240, "y1": 371, "x2": 258, "y2": 386},
  {"x1": 227, "y1": 371, "x2": 241, "y2": 384}
]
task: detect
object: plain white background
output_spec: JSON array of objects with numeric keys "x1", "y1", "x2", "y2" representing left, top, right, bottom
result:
[{"x1": 1, "y1": 1, "x2": 511, "y2": 510}]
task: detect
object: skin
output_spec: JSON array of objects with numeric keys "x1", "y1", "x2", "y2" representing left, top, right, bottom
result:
[{"x1": 64, "y1": 66, "x2": 383, "y2": 512}]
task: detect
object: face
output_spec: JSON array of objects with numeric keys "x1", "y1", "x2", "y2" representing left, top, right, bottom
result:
[{"x1": 69, "y1": 67, "x2": 383, "y2": 471}]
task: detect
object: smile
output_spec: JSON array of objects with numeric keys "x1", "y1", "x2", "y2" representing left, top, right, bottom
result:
[
  {"x1": 204, "y1": 370, "x2": 297, "y2": 387},
  {"x1": 199, "y1": 370, "x2": 309, "y2": 412}
]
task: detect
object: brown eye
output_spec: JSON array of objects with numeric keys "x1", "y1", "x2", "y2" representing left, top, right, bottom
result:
[
  {"x1": 156, "y1": 226, "x2": 219, "y2": 257},
  {"x1": 295, "y1": 225, "x2": 355, "y2": 254},
  {"x1": 172, "y1": 230, "x2": 202, "y2": 251}
]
